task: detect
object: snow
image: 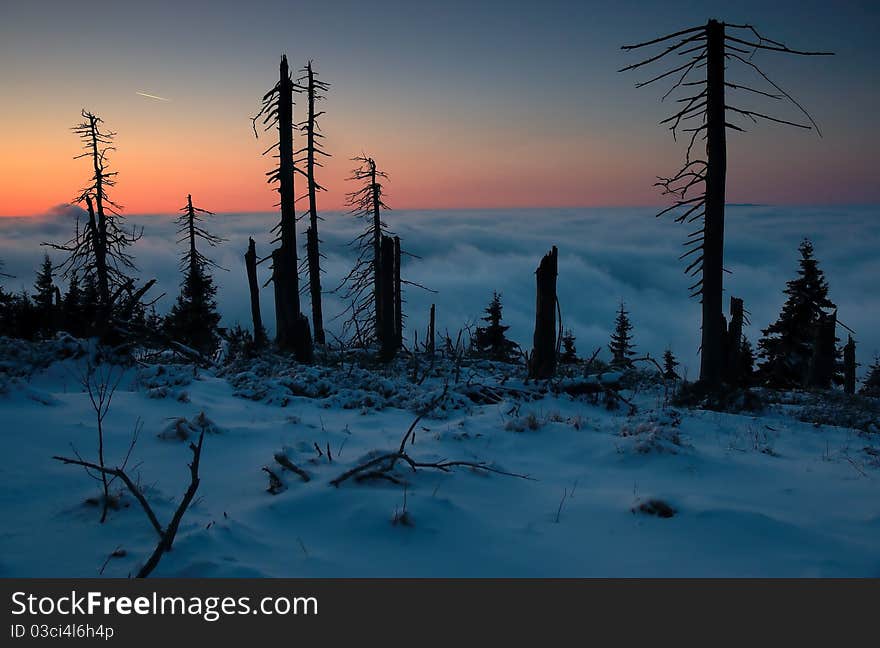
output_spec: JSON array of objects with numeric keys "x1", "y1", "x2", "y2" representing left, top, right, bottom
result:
[{"x1": 1, "y1": 348, "x2": 878, "y2": 577}]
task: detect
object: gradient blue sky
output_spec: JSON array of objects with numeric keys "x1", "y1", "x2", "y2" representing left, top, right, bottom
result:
[{"x1": 1, "y1": 0, "x2": 877, "y2": 214}]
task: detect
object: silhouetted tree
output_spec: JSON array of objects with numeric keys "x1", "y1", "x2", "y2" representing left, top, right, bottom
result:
[
  {"x1": 61, "y1": 271, "x2": 85, "y2": 337},
  {"x1": 663, "y1": 348, "x2": 680, "y2": 380},
  {"x1": 738, "y1": 337, "x2": 756, "y2": 387},
  {"x1": 758, "y1": 239, "x2": 838, "y2": 388},
  {"x1": 337, "y1": 155, "x2": 392, "y2": 346},
  {"x1": 44, "y1": 110, "x2": 147, "y2": 337},
  {"x1": 296, "y1": 61, "x2": 330, "y2": 346},
  {"x1": 843, "y1": 335, "x2": 857, "y2": 395},
  {"x1": 33, "y1": 254, "x2": 57, "y2": 338},
  {"x1": 163, "y1": 195, "x2": 225, "y2": 355},
  {"x1": 253, "y1": 55, "x2": 313, "y2": 362},
  {"x1": 609, "y1": 302, "x2": 636, "y2": 368},
  {"x1": 560, "y1": 330, "x2": 578, "y2": 364},
  {"x1": 860, "y1": 356, "x2": 880, "y2": 397},
  {"x1": 243, "y1": 238, "x2": 266, "y2": 347},
  {"x1": 622, "y1": 21, "x2": 832, "y2": 388},
  {"x1": 529, "y1": 246, "x2": 559, "y2": 379},
  {"x1": 472, "y1": 292, "x2": 518, "y2": 362}
]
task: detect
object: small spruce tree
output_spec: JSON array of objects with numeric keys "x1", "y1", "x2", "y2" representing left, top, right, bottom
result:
[
  {"x1": 609, "y1": 302, "x2": 636, "y2": 368},
  {"x1": 860, "y1": 356, "x2": 880, "y2": 397},
  {"x1": 663, "y1": 348, "x2": 679, "y2": 380},
  {"x1": 560, "y1": 329, "x2": 578, "y2": 364},
  {"x1": 758, "y1": 239, "x2": 838, "y2": 388},
  {"x1": 33, "y1": 254, "x2": 56, "y2": 338},
  {"x1": 164, "y1": 195, "x2": 225, "y2": 355},
  {"x1": 472, "y1": 292, "x2": 518, "y2": 361}
]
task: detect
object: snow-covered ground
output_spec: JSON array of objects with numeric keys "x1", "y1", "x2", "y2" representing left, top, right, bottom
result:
[{"x1": 1, "y1": 342, "x2": 878, "y2": 577}]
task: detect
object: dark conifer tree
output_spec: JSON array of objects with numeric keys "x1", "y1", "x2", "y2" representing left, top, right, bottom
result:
[
  {"x1": 758, "y1": 239, "x2": 837, "y2": 388},
  {"x1": 560, "y1": 329, "x2": 578, "y2": 364},
  {"x1": 164, "y1": 195, "x2": 225, "y2": 355},
  {"x1": 61, "y1": 271, "x2": 84, "y2": 336},
  {"x1": 33, "y1": 254, "x2": 57, "y2": 337},
  {"x1": 663, "y1": 348, "x2": 680, "y2": 380},
  {"x1": 472, "y1": 292, "x2": 518, "y2": 362},
  {"x1": 738, "y1": 337, "x2": 756, "y2": 387},
  {"x1": 860, "y1": 356, "x2": 880, "y2": 397},
  {"x1": 609, "y1": 302, "x2": 636, "y2": 368}
]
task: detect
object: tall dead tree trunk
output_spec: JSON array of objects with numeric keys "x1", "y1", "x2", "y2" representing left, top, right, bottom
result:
[
  {"x1": 701, "y1": 19, "x2": 727, "y2": 388},
  {"x1": 427, "y1": 303, "x2": 436, "y2": 356},
  {"x1": 299, "y1": 61, "x2": 329, "y2": 346},
  {"x1": 394, "y1": 235, "x2": 403, "y2": 349},
  {"x1": 529, "y1": 246, "x2": 558, "y2": 379},
  {"x1": 622, "y1": 21, "x2": 832, "y2": 392},
  {"x1": 253, "y1": 55, "x2": 312, "y2": 362},
  {"x1": 371, "y1": 160, "x2": 383, "y2": 345},
  {"x1": 843, "y1": 335, "x2": 856, "y2": 395},
  {"x1": 379, "y1": 235, "x2": 396, "y2": 360},
  {"x1": 244, "y1": 238, "x2": 265, "y2": 347},
  {"x1": 807, "y1": 310, "x2": 837, "y2": 389}
]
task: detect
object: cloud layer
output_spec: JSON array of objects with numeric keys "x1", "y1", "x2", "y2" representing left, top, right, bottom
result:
[{"x1": 1, "y1": 206, "x2": 877, "y2": 378}]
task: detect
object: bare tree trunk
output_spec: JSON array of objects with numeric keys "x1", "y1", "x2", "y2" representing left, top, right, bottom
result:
[
  {"x1": 306, "y1": 225, "x2": 324, "y2": 345},
  {"x1": 370, "y1": 162, "x2": 383, "y2": 345},
  {"x1": 529, "y1": 246, "x2": 558, "y2": 379},
  {"x1": 304, "y1": 63, "x2": 325, "y2": 345},
  {"x1": 394, "y1": 235, "x2": 402, "y2": 349},
  {"x1": 701, "y1": 19, "x2": 727, "y2": 389},
  {"x1": 379, "y1": 235, "x2": 396, "y2": 360},
  {"x1": 244, "y1": 237, "x2": 265, "y2": 347},
  {"x1": 807, "y1": 310, "x2": 837, "y2": 389},
  {"x1": 843, "y1": 335, "x2": 856, "y2": 395},
  {"x1": 427, "y1": 303, "x2": 435, "y2": 356},
  {"x1": 726, "y1": 296, "x2": 744, "y2": 382},
  {"x1": 273, "y1": 55, "x2": 310, "y2": 361}
]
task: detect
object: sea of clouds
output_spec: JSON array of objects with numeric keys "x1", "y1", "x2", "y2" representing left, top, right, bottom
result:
[{"x1": 1, "y1": 205, "x2": 877, "y2": 378}]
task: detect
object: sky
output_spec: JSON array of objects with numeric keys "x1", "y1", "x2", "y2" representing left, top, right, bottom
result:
[{"x1": 1, "y1": 0, "x2": 878, "y2": 216}]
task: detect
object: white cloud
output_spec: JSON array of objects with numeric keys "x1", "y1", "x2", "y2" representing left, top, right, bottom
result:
[{"x1": 1, "y1": 205, "x2": 876, "y2": 377}]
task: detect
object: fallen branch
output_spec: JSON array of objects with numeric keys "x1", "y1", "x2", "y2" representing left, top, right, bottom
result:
[{"x1": 274, "y1": 453, "x2": 311, "y2": 482}]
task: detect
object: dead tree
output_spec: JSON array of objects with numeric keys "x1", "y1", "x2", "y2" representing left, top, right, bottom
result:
[
  {"x1": 54, "y1": 428, "x2": 205, "y2": 578},
  {"x1": 244, "y1": 238, "x2": 266, "y2": 347},
  {"x1": 336, "y1": 155, "x2": 392, "y2": 345},
  {"x1": 622, "y1": 21, "x2": 832, "y2": 388},
  {"x1": 724, "y1": 296, "x2": 749, "y2": 381},
  {"x1": 843, "y1": 335, "x2": 856, "y2": 395},
  {"x1": 528, "y1": 246, "x2": 558, "y2": 379},
  {"x1": 427, "y1": 304, "x2": 436, "y2": 356},
  {"x1": 296, "y1": 61, "x2": 331, "y2": 345},
  {"x1": 253, "y1": 55, "x2": 313, "y2": 362},
  {"x1": 44, "y1": 110, "x2": 146, "y2": 337}
]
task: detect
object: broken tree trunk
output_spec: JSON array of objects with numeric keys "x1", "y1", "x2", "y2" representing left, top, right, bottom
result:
[
  {"x1": 843, "y1": 335, "x2": 856, "y2": 395},
  {"x1": 528, "y1": 246, "x2": 558, "y2": 379},
  {"x1": 244, "y1": 237, "x2": 265, "y2": 347},
  {"x1": 304, "y1": 62, "x2": 326, "y2": 346},
  {"x1": 427, "y1": 303, "x2": 435, "y2": 356},
  {"x1": 394, "y1": 236, "x2": 403, "y2": 349},
  {"x1": 806, "y1": 310, "x2": 837, "y2": 389},
  {"x1": 379, "y1": 235, "x2": 397, "y2": 360},
  {"x1": 725, "y1": 296, "x2": 744, "y2": 383},
  {"x1": 700, "y1": 19, "x2": 727, "y2": 389}
]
